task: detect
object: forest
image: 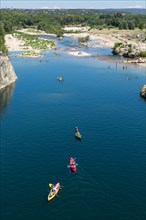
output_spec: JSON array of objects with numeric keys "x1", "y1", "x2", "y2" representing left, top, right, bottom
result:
[{"x1": 0, "y1": 9, "x2": 146, "y2": 54}]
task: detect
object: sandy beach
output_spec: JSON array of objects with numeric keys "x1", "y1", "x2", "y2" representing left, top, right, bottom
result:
[
  {"x1": 5, "y1": 34, "x2": 42, "y2": 57},
  {"x1": 5, "y1": 34, "x2": 29, "y2": 51}
]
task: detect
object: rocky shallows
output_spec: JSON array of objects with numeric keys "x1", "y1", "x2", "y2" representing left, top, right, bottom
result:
[{"x1": 0, "y1": 56, "x2": 17, "y2": 90}]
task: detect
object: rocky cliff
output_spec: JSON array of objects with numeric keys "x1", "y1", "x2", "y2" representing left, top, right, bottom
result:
[
  {"x1": 140, "y1": 85, "x2": 146, "y2": 100},
  {"x1": 0, "y1": 56, "x2": 17, "y2": 90}
]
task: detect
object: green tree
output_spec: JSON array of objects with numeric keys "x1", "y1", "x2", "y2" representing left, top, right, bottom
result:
[
  {"x1": 118, "y1": 22, "x2": 124, "y2": 30},
  {"x1": 139, "y1": 22, "x2": 144, "y2": 30},
  {"x1": 128, "y1": 22, "x2": 135, "y2": 30},
  {"x1": 4, "y1": 21, "x2": 13, "y2": 33},
  {"x1": 0, "y1": 22, "x2": 8, "y2": 54},
  {"x1": 0, "y1": 22, "x2": 5, "y2": 37},
  {"x1": 123, "y1": 22, "x2": 128, "y2": 29}
]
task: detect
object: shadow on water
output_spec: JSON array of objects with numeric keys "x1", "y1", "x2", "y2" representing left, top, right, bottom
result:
[{"x1": 0, "y1": 82, "x2": 16, "y2": 119}]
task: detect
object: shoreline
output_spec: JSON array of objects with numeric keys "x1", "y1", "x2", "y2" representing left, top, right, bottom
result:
[
  {"x1": 5, "y1": 34, "x2": 42, "y2": 57},
  {"x1": 4, "y1": 28, "x2": 146, "y2": 67}
]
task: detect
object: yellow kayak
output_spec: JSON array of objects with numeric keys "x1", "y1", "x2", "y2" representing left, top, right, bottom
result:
[{"x1": 48, "y1": 183, "x2": 60, "y2": 201}]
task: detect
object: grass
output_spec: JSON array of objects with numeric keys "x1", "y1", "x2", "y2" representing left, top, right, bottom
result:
[
  {"x1": 22, "y1": 51, "x2": 41, "y2": 57},
  {"x1": 13, "y1": 32, "x2": 56, "y2": 50}
]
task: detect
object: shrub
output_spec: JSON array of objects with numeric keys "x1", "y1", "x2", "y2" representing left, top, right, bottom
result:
[{"x1": 139, "y1": 51, "x2": 146, "y2": 57}]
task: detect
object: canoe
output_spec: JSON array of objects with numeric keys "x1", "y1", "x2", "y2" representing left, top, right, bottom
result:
[
  {"x1": 48, "y1": 182, "x2": 60, "y2": 201},
  {"x1": 75, "y1": 132, "x2": 81, "y2": 140},
  {"x1": 70, "y1": 157, "x2": 77, "y2": 172}
]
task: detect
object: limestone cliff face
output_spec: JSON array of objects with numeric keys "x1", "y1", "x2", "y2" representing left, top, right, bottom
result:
[
  {"x1": 140, "y1": 85, "x2": 146, "y2": 100},
  {"x1": 0, "y1": 56, "x2": 17, "y2": 90}
]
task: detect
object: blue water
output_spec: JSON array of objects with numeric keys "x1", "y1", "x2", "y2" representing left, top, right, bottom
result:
[{"x1": 0, "y1": 37, "x2": 146, "y2": 220}]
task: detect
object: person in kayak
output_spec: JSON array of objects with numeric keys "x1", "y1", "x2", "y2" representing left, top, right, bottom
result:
[
  {"x1": 71, "y1": 161, "x2": 76, "y2": 168},
  {"x1": 52, "y1": 188, "x2": 56, "y2": 192},
  {"x1": 51, "y1": 187, "x2": 56, "y2": 196},
  {"x1": 75, "y1": 127, "x2": 78, "y2": 133}
]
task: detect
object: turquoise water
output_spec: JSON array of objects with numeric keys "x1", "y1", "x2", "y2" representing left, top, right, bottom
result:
[{"x1": 0, "y1": 39, "x2": 146, "y2": 220}]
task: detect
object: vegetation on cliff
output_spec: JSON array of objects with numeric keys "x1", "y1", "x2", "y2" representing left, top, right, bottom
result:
[{"x1": 0, "y1": 22, "x2": 8, "y2": 54}]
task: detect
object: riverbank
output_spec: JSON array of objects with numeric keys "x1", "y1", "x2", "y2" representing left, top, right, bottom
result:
[
  {"x1": 64, "y1": 28, "x2": 145, "y2": 48},
  {"x1": 4, "y1": 28, "x2": 146, "y2": 66},
  {"x1": 5, "y1": 34, "x2": 43, "y2": 57},
  {"x1": 5, "y1": 31, "x2": 55, "y2": 57},
  {"x1": 5, "y1": 30, "x2": 91, "y2": 58},
  {"x1": 64, "y1": 28, "x2": 146, "y2": 67}
]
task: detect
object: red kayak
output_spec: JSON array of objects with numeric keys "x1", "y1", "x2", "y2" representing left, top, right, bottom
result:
[{"x1": 70, "y1": 157, "x2": 77, "y2": 172}]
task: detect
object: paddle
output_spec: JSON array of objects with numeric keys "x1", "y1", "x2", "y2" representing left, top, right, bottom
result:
[{"x1": 48, "y1": 183, "x2": 53, "y2": 188}]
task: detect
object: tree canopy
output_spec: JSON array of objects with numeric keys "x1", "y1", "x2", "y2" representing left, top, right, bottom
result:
[{"x1": 0, "y1": 9, "x2": 145, "y2": 54}]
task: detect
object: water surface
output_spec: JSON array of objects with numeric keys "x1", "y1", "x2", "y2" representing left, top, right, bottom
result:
[{"x1": 0, "y1": 38, "x2": 146, "y2": 220}]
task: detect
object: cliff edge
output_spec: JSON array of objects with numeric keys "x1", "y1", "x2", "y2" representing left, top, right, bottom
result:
[
  {"x1": 140, "y1": 85, "x2": 146, "y2": 100},
  {"x1": 0, "y1": 55, "x2": 17, "y2": 90}
]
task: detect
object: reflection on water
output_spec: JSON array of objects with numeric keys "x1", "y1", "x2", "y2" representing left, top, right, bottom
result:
[{"x1": 0, "y1": 82, "x2": 16, "y2": 118}]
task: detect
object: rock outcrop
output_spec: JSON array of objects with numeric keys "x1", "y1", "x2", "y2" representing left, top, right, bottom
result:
[
  {"x1": 112, "y1": 42, "x2": 146, "y2": 64},
  {"x1": 0, "y1": 56, "x2": 17, "y2": 90},
  {"x1": 140, "y1": 85, "x2": 146, "y2": 100}
]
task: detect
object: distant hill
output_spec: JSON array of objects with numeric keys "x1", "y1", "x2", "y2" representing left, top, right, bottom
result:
[
  {"x1": 103, "y1": 8, "x2": 146, "y2": 15},
  {"x1": 0, "y1": 8, "x2": 145, "y2": 15}
]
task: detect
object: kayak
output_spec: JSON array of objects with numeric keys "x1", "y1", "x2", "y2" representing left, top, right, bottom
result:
[
  {"x1": 48, "y1": 182, "x2": 60, "y2": 201},
  {"x1": 70, "y1": 157, "x2": 77, "y2": 172},
  {"x1": 75, "y1": 131, "x2": 81, "y2": 140}
]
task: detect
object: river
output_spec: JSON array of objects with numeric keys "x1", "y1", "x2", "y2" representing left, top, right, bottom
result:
[{"x1": 0, "y1": 36, "x2": 146, "y2": 220}]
